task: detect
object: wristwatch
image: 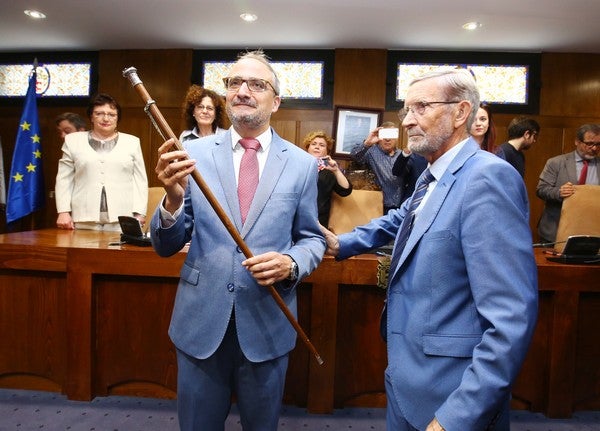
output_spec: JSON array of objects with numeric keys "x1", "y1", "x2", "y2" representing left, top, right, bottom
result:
[{"x1": 287, "y1": 257, "x2": 298, "y2": 281}]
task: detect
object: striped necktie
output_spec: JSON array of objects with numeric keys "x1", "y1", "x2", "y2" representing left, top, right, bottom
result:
[{"x1": 389, "y1": 168, "x2": 436, "y2": 271}]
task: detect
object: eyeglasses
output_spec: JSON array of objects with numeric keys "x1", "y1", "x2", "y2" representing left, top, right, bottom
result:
[
  {"x1": 196, "y1": 104, "x2": 215, "y2": 112},
  {"x1": 92, "y1": 111, "x2": 118, "y2": 119},
  {"x1": 398, "y1": 101, "x2": 460, "y2": 120},
  {"x1": 581, "y1": 141, "x2": 600, "y2": 148},
  {"x1": 222, "y1": 76, "x2": 278, "y2": 94}
]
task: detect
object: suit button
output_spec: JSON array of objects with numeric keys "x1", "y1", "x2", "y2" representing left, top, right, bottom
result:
[
  {"x1": 236, "y1": 246, "x2": 242, "y2": 253},
  {"x1": 227, "y1": 283, "x2": 235, "y2": 292}
]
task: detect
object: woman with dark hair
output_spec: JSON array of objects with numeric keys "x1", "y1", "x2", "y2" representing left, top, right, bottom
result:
[
  {"x1": 179, "y1": 85, "x2": 227, "y2": 142},
  {"x1": 55, "y1": 93, "x2": 148, "y2": 231},
  {"x1": 470, "y1": 103, "x2": 497, "y2": 153},
  {"x1": 303, "y1": 130, "x2": 352, "y2": 227}
]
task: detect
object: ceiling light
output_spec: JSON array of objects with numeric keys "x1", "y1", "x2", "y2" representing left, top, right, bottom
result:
[
  {"x1": 462, "y1": 21, "x2": 482, "y2": 31},
  {"x1": 24, "y1": 9, "x2": 46, "y2": 19},
  {"x1": 240, "y1": 13, "x2": 258, "y2": 22}
]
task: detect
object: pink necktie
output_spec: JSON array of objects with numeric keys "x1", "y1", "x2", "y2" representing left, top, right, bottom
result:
[
  {"x1": 578, "y1": 159, "x2": 588, "y2": 185},
  {"x1": 238, "y1": 138, "x2": 261, "y2": 224}
]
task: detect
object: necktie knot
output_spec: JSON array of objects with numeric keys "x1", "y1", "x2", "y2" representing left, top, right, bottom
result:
[
  {"x1": 239, "y1": 138, "x2": 261, "y2": 152},
  {"x1": 389, "y1": 168, "x2": 435, "y2": 274},
  {"x1": 416, "y1": 169, "x2": 436, "y2": 190}
]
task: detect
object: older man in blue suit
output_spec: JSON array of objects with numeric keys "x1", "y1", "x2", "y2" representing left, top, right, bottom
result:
[
  {"x1": 150, "y1": 50, "x2": 325, "y2": 431},
  {"x1": 321, "y1": 69, "x2": 538, "y2": 431}
]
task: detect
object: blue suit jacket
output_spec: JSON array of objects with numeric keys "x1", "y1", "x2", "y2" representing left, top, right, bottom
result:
[
  {"x1": 338, "y1": 138, "x2": 538, "y2": 430},
  {"x1": 150, "y1": 129, "x2": 325, "y2": 363}
]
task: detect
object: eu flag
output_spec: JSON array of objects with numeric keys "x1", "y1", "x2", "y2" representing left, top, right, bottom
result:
[{"x1": 6, "y1": 67, "x2": 45, "y2": 223}]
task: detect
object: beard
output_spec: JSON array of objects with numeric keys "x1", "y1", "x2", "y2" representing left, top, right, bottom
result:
[
  {"x1": 226, "y1": 99, "x2": 271, "y2": 130},
  {"x1": 408, "y1": 134, "x2": 447, "y2": 155},
  {"x1": 407, "y1": 119, "x2": 454, "y2": 156}
]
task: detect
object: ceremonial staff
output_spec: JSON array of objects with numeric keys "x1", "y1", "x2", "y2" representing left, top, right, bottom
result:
[{"x1": 122, "y1": 67, "x2": 324, "y2": 365}]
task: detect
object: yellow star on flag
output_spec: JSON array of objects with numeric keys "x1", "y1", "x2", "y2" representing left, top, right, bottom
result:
[
  {"x1": 26, "y1": 163, "x2": 37, "y2": 172},
  {"x1": 13, "y1": 172, "x2": 24, "y2": 182},
  {"x1": 20, "y1": 121, "x2": 31, "y2": 131},
  {"x1": 31, "y1": 134, "x2": 41, "y2": 143},
  {"x1": 33, "y1": 149, "x2": 42, "y2": 158}
]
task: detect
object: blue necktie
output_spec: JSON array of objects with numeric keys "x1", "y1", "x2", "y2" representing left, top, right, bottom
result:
[
  {"x1": 389, "y1": 168, "x2": 436, "y2": 272},
  {"x1": 380, "y1": 168, "x2": 435, "y2": 341}
]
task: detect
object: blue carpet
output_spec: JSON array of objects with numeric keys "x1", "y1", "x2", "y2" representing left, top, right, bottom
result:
[{"x1": 1, "y1": 389, "x2": 599, "y2": 430}]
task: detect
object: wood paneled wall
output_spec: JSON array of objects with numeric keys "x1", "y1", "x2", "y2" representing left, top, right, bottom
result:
[{"x1": 1, "y1": 49, "x2": 599, "y2": 239}]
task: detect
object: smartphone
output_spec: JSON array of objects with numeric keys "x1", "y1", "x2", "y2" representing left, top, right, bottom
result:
[
  {"x1": 378, "y1": 128, "x2": 399, "y2": 139},
  {"x1": 317, "y1": 157, "x2": 329, "y2": 167}
]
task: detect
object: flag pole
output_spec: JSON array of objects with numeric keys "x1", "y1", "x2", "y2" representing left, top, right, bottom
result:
[{"x1": 5, "y1": 60, "x2": 45, "y2": 226}]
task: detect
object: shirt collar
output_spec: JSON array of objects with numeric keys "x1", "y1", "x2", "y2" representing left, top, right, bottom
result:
[
  {"x1": 575, "y1": 151, "x2": 595, "y2": 164},
  {"x1": 231, "y1": 128, "x2": 273, "y2": 153},
  {"x1": 428, "y1": 138, "x2": 469, "y2": 181},
  {"x1": 375, "y1": 144, "x2": 397, "y2": 157},
  {"x1": 181, "y1": 127, "x2": 200, "y2": 139}
]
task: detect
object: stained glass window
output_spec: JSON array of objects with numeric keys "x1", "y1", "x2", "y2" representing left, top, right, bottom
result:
[
  {"x1": 0, "y1": 63, "x2": 92, "y2": 97},
  {"x1": 386, "y1": 51, "x2": 540, "y2": 114},
  {"x1": 395, "y1": 63, "x2": 528, "y2": 104},
  {"x1": 194, "y1": 49, "x2": 334, "y2": 108},
  {"x1": 204, "y1": 61, "x2": 324, "y2": 99}
]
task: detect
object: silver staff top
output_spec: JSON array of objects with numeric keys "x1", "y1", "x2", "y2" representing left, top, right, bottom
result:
[{"x1": 122, "y1": 67, "x2": 142, "y2": 86}]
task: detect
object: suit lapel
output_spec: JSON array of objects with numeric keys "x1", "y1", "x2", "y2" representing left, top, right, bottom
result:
[
  {"x1": 389, "y1": 139, "x2": 478, "y2": 282},
  {"x1": 211, "y1": 131, "x2": 244, "y2": 232},
  {"x1": 565, "y1": 152, "x2": 577, "y2": 182}
]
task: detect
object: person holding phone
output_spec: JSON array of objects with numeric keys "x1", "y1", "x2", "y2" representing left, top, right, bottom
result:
[
  {"x1": 303, "y1": 131, "x2": 352, "y2": 227},
  {"x1": 350, "y1": 121, "x2": 403, "y2": 214}
]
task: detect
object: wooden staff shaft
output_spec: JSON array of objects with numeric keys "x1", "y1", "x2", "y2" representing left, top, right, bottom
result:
[{"x1": 122, "y1": 67, "x2": 323, "y2": 365}]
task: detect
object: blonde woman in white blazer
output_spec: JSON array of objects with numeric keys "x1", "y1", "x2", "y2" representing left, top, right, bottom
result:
[{"x1": 55, "y1": 93, "x2": 148, "y2": 231}]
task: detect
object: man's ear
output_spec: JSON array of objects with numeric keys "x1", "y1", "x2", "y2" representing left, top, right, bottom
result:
[
  {"x1": 271, "y1": 95, "x2": 281, "y2": 113},
  {"x1": 454, "y1": 101, "x2": 471, "y2": 128}
]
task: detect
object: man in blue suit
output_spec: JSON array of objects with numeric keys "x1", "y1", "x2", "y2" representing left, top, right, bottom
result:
[
  {"x1": 150, "y1": 50, "x2": 325, "y2": 430},
  {"x1": 321, "y1": 69, "x2": 538, "y2": 431}
]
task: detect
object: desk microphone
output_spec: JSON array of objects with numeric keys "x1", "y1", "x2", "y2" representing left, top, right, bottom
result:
[{"x1": 532, "y1": 240, "x2": 566, "y2": 248}]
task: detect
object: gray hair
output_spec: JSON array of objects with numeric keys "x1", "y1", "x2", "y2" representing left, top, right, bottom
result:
[
  {"x1": 410, "y1": 68, "x2": 480, "y2": 130},
  {"x1": 576, "y1": 123, "x2": 600, "y2": 141},
  {"x1": 237, "y1": 49, "x2": 281, "y2": 96}
]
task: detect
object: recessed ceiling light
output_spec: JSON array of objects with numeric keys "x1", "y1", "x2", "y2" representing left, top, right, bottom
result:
[
  {"x1": 462, "y1": 21, "x2": 482, "y2": 31},
  {"x1": 240, "y1": 13, "x2": 258, "y2": 22},
  {"x1": 24, "y1": 9, "x2": 46, "y2": 19}
]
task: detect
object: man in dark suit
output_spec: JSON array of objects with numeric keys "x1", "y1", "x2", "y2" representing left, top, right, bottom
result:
[
  {"x1": 392, "y1": 148, "x2": 428, "y2": 204},
  {"x1": 536, "y1": 123, "x2": 600, "y2": 243},
  {"x1": 321, "y1": 69, "x2": 538, "y2": 431},
  {"x1": 150, "y1": 50, "x2": 325, "y2": 431}
]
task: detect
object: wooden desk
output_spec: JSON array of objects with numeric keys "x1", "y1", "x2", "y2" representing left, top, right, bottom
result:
[
  {"x1": 0, "y1": 229, "x2": 598, "y2": 417},
  {"x1": 511, "y1": 250, "x2": 600, "y2": 417}
]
